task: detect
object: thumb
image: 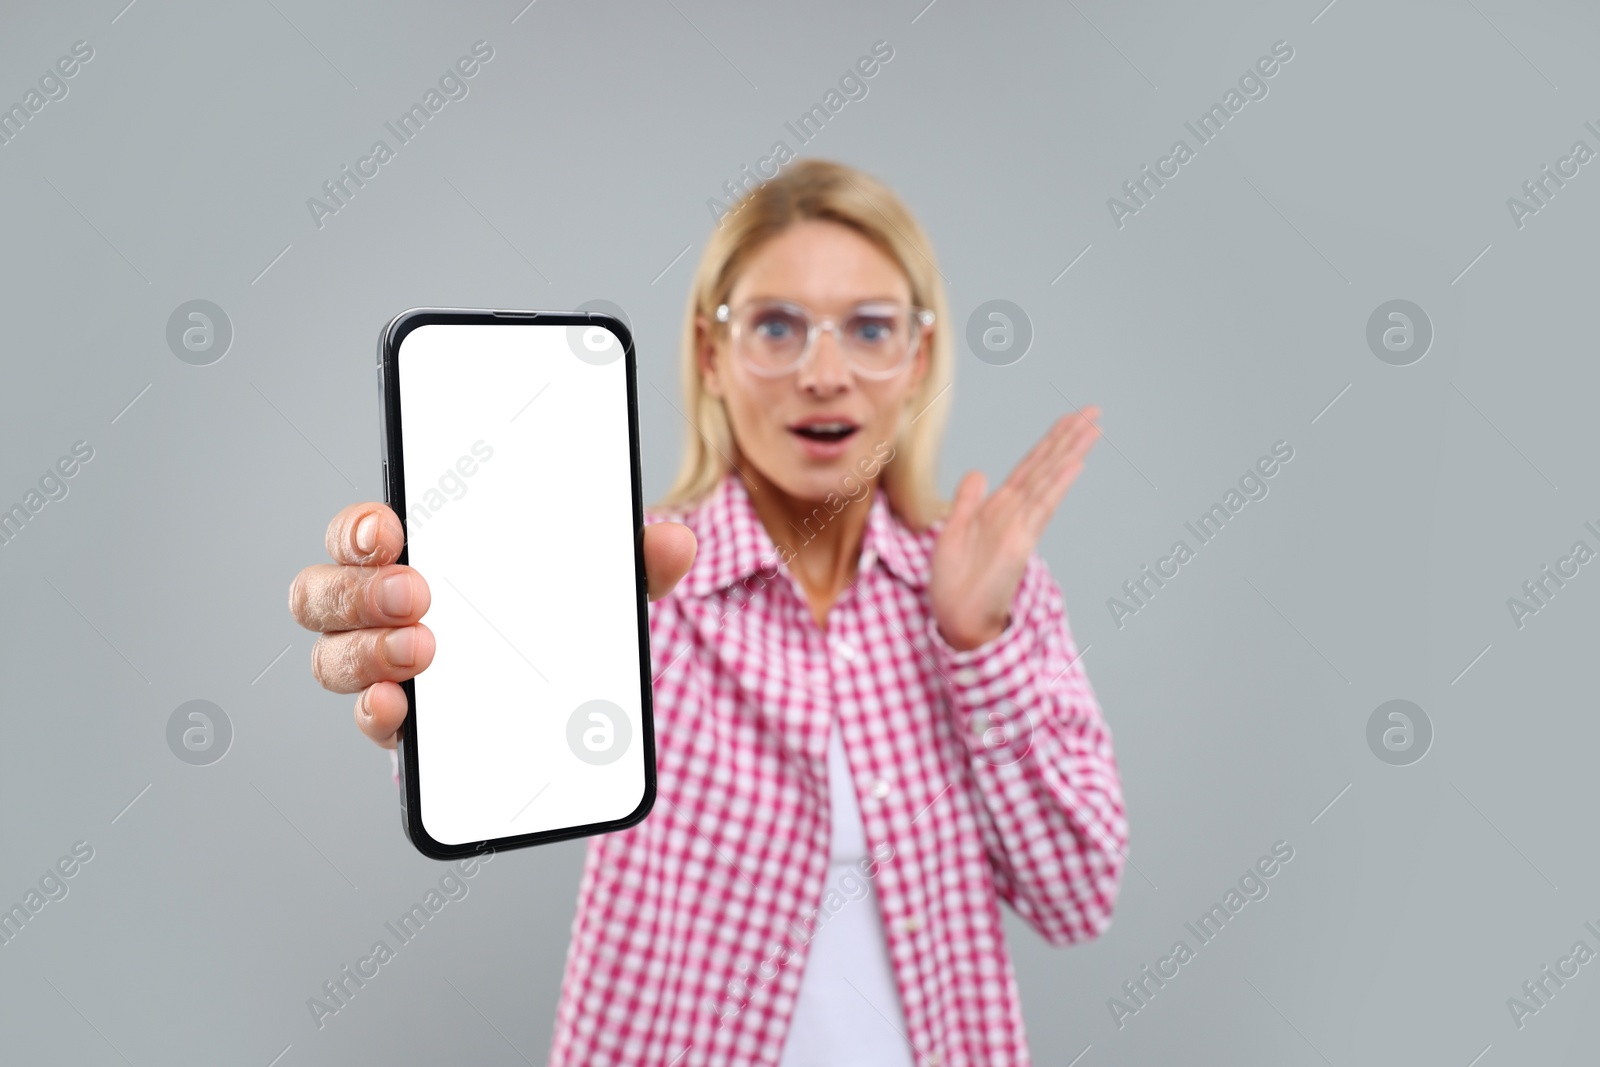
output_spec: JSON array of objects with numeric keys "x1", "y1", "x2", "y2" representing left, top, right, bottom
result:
[
  {"x1": 643, "y1": 522, "x2": 697, "y2": 601},
  {"x1": 947, "y1": 470, "x2": 987, "y2": 529}
]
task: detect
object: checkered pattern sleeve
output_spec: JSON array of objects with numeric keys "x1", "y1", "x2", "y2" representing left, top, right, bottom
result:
[{"x1": 926, "y1": 550, "x2": 1128, "y2": 946}]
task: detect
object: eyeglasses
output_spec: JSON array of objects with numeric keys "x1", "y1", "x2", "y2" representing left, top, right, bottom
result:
[{"x1": 714, "y1": 299, "x2": 934, "y2": 380}]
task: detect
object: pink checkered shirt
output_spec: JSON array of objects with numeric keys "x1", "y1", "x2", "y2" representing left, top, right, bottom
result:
[{"x1": 547, "y1": 472, "x2": 1127, "y2": 1066}]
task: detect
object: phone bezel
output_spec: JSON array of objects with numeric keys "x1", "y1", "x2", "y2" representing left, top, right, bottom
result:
[{"x1": 377, "y1": 307, "x2": 656, "y2": 859}]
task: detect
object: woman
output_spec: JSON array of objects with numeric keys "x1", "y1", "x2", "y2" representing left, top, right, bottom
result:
[{"x1": 288, "y1": 160, "x2": 1127, "y2": 1066}]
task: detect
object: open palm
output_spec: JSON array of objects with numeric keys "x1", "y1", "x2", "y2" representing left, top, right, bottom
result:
[{"x1": 929, "y1": 407, "x2": 1101, "y2": 651}]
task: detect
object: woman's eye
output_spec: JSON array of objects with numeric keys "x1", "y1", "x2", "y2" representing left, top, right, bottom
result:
[
  {"x1": 850, "y1": 318, "x2": 895, "y2": 344},
  {"x1": 755, "y1": 318, "x2": 795, "y2": 340}
]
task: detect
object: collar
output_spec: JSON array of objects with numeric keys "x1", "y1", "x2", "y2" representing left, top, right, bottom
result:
[{"x1": 675, "y1": 473, "x2": 932, "y2": 598}]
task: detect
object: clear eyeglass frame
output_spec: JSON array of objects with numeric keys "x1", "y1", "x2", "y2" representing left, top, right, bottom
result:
[{"x1": 714, "y1": 299, "x2": 935, "y2": 380}]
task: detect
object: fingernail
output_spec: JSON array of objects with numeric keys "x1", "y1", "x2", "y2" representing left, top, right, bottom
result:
[
  {"x1": 378, "y1": 573, "x2": 413, "y2": 617},
  {"x1": 355, "y1": 513, "x2": 380, "y2": 553},
  {"x1": 384, "y1": 627, "x2": 416, "y2": 667}
]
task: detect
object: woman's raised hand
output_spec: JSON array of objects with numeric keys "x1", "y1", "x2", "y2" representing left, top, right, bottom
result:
[
  {"x1": 287, "y1": 503, "x2": 697, "y2": 748},
  {"x1": 928, "y1": 407, "x2": 1100, "y2": 651}
]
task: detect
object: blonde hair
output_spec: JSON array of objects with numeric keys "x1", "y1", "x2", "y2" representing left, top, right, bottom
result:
[{"x1": 653, "y1": 159, "x2": 954, "y2": 531}]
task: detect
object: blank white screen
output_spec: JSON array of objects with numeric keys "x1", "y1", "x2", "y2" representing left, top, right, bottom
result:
[{"x1": 397, "y1": 321, "x2": 645, "y2": 847}]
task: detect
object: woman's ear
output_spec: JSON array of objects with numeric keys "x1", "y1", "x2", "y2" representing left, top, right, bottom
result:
[
  {"x1": 908, "y1": 323, "x2": 931, "y2": 392},
  {"x1": 695, "y1": 314, "x2": 724, "y2": 399}
]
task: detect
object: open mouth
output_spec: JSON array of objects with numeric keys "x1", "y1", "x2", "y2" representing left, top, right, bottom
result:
[{"x1": 788, "y1": 420, "x2": 860, "y2": 444}]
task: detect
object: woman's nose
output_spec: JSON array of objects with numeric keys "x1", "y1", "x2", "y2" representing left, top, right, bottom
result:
[{"x1": 797, "y1": 326, "x2": 851, "y2": 393}]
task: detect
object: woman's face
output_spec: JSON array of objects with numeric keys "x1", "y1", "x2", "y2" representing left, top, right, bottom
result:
[{"x1": 698, "y1": 220, "x2": 930, "y2": 503}]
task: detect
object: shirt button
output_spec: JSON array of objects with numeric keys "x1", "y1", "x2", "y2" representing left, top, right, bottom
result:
[
  {"x1": 954, "y1": 667, "x2": 980, "y2": 687},
  {"x1": 904, "y1": 916, "x2": 919, "y2": 933},
  {"x1": 834, "y1": 640, "x2": 859, "y2": 661},
  {"x1": 871, "y1": 778, "x2": 891, "y2": 800}
]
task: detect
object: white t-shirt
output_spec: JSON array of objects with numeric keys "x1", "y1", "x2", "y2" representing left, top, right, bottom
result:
[{"x1": 778, "y1": 723, "x2": 916, "y2": 1065}]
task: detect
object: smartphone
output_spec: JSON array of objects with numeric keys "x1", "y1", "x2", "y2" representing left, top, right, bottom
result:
[{"x1": 377, "y1": 308, "x2": 654, "y2": 858}]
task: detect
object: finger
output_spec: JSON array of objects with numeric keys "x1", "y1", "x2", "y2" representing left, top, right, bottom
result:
[
  {"x1": 644, "y1": 522, "x2": 697, "y2": 601},
  {"x1": 1061, "y1": 417, "x2": 1102, "y2": 467},
  {"x1": 1013, "y1": 416, "x2": 1078, "y2": 499},
  {"x1": 1034, "y1": 458, "x2": 1085, "y2": 525},
  {"x1": 288, "y1": 563, "x2": 431, "y2": 633},
  {"x1": 1001, "y1": 424, "x2": 1058, "y2": 492},
  {"x1": 1017, "y1": 460, "x2": 1094, "y2": 543},
  {"x1": 310, "y1": 623, "x2": 436, "y2": 694},
  {"x1": 946, "y1": 469, "x2": 987, "y2": 529},
  {"x1": 1043, "y1": 410, "x2": 1099, "y2": 475},
  {"x1": 355, "y1": 681, "x2": 409, "y2": 749},
  {"x1": 1051, "y1": 407, "x2": 1100, "y2": 462},
  {"x1": 1004, "y1": 406, "x2": 1097, "y2": 493},
  {"x1": 325, "y1": 502, "x2": 406, "y2": 566},
  {"x1": 1022, "y1": 410, "x2": 1100, "y2": 499}
]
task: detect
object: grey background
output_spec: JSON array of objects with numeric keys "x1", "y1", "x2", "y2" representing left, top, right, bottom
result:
[{"x1": 1, "y1": 0, "x2": 1595, "y2": 1064}]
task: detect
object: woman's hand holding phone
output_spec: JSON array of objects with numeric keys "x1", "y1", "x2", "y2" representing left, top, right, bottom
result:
[{"x1": 287, "y1": 502, "x2": 697, "y2": 750}]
